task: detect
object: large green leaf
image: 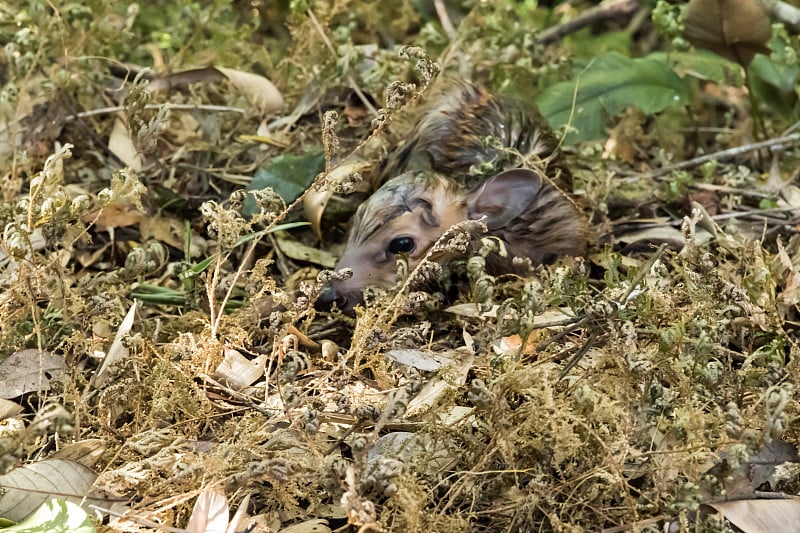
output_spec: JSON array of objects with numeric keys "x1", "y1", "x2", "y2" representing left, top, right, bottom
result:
[
  {"x1": 538, "y1": 52, "x2": 691, "y2": 143},
  {"x1": 244, "y1": 150, "x2": 325, "y2": 216}
]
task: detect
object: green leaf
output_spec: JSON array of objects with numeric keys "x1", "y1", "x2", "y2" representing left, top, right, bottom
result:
[
  {"x1": 652, "y1": 50, "x2": 744, "y2": 86},
  {"x1": 538, "y1": 52, "x2": 691, "y2": 143},
  {"x1": 232, "y1": 221, "x2": 311, "y2": 249},
  {"x1": 244, "y1": 150, "x2": 325, "y2": 216},
  {"x1": 0, "y1": 499, "x2": 95, "y2": 533},
  {"x1": 748, "y1": 54, "x2": 800, "y2": 117},
  {"x1": 750, "y1": 54, "x2": 800, "y2": 95}
]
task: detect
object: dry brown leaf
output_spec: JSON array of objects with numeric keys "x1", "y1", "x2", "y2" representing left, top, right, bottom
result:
[
  {"x1": 147, "y1": 66, "x2": 283, "y2": 115},
  {"x1": 139, "y1": 214, "x2": 185, "y2": 249},
  {"x1": 0, "y1": 397, "x2": 23, "y2": 419},
  {"x1": 285, "y1": 324, "x2": 321, "y2": 350},
  {"x1": 684, "y1": 0, "x2": 771, "y2": 67},
  {"x1": 50, "y1": 439, "x2": 108, "y2": 468},
  {"x1": 303, "y1": 188, "x2": 333, "y2": 240},
  {"x1": 0, "y1": 349, "x2": 65, "y2": 399},
  {"x1": 687, "y1": 190, "x2": 721, "y2": 216},
  {"x1": 705, "y1": 499, "x2": 800, "y2": 532},
  {"x1": 91, "y1": 202, "x2": 147, "y2": 231},
  {"x1": 274, "y1": 233, "x2": 338, "y2": 268},
  {"x1": 0, "y1": 458, "x2": 101, "y2": 521},
  {"x1": 147, "y1": 67, "x2": 226, "y2": 90}
]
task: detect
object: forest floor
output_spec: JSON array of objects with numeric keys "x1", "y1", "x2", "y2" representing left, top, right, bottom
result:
[{"x1": 1, "y1": 1, "x2": 799, "y2": 532}]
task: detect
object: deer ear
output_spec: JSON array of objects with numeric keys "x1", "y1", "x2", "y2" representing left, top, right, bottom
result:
[{"x1": 467, "y1": 169, "x2": 546, "y2": 229}]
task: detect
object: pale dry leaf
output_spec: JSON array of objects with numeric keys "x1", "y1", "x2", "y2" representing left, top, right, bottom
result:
[
  {"x1": 778, "y1": 185, "x2": 800, "y2": 210},
  {"x1": 0, "y1": 397, "x2": 23, "y2": 419},
  {"x1": 705, "y1": 439, "x2": 800, "y2": 499},
  {"x1": 303, "y1": 188, "x2": 332, "y2": 240},
  {"x1": 777, "y1": 271, "x2": 800, "y2": 310},
  {"x1": 108, "y1": 116, "x2": 143, "y2": 171},
  {"x1": 384, "y1": 348, "x2": 456, "y2": 372},
  {"x1": 226, "y1": 493, "x2": 252, "y2": 533},
  {"x1": 0, "y1": 458, "x2": 101, "y2": 521},
  {"x1": 437, "y1": 405, "x2": 474, "y2": 426},
  {"x1": 274, "y1": 233, "x2": 338, "y2": 268},
  {"x1": 146, "y1": 42, "x2": 167, "y2": 71},
  {"x1": 93, "y1": 300, "x2": 138, "y2": 388},
  {"x1": 493, "y1": 334, "x2": 522, "y2": 356},
  {"x1": 616, "y1": 225, "x2": 685, "y2": 244},
  {"x1": 406, "y1": 354, "x2": 474, "y2": 416},
  {"x1": 705, "y1": 499, "x2": 800, "y2": 532},
  {"x1": 170, "y1": 110, "x2": 202, "y2": 144},
  {"x1": 445, "y1": 303, "x2": 498, "y2": 318},
  {"x1": 0, "y1": 349, "x2": 65, "y2": 399},
  {"x1": 367, "y1": 432, "x2": 455, "y2": 474},
  {"x1": 0, "y1": 228, "x2": 46, "y2": 270},
  {"x1": 367, "y1": 432, "x2": 415, "y2": 463},
  {"x1": 214, "y1": 348, "x2": 267, "y2": 390},
  {"x1": 187, "y1": 487, "x2": 229, "y2": 533},
  {"x1": 303, "y1": 159, "x2": 372, "y2": 238},
  {"x1": 216, "y1": 67, "x2": 284, "y2": 115},
  {"x1": 50, "y1": 439, "x2": 108, "y2": 468}
]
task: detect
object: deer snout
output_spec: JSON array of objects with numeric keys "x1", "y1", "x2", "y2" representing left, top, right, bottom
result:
[{"x1": 315, "y1": 286, "x2": 354, "y2": 312}]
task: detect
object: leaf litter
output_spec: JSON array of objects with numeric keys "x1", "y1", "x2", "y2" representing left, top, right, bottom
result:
[{"x1": 0, "y1": 1, "x2": 799, "y2": 532}]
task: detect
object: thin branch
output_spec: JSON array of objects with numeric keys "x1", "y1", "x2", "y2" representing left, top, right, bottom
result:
[
  {"x1": 64, "y1": 103, "x2": 246, "y2": 121},
  {"x1": 536, "y1": 0, "x2": 641, "y2": 45},
  {"x1": 639, "y1": 133, "x2": 800, "y2": 179},
  {"x1": 433, "y1": 0, "x2": 457, "y2": 40}
]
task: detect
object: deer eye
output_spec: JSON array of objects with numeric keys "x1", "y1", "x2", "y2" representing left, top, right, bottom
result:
[{"x1": 388, "y1": 237, "x2": 415, "y2": 255}]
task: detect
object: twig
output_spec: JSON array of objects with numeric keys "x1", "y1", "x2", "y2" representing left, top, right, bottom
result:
[
  {"x1": 536, "y1": 0, "x2": 641, "y2": 45},
  {"x1": 772, "y1": 0, "x2": 800, "y2": 32},
  {"x1": 433, "y1": 0, "x2": 456, "y2": 39},
  {"x1": 639, "y1": 133, "x2": 800, "y2": 179},
  {"x1": 63, "y1": 103, "x2": 246, "y2": 121}
]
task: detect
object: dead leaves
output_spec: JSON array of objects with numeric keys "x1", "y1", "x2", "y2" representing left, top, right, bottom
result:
[
  {"x1": 0, "y1": 349, "x2": 65, "y2": 399},
  {"x1": 147, "y1": 67, "x2": 284, "y2": 116},
  {"x1": 0, "y1": 459, "x2": 100, "y2": 522},
  {"x1": 683, "y1": 0, "x2": 772, "y2": 67}
]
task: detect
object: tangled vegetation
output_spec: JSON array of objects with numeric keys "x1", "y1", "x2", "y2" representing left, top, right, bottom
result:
[{"x1": 0, "y1": 0, "x2": 799, "y2": 531}]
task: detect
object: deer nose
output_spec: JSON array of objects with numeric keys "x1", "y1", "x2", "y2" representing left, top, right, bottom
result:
[{"x1": 315, "y1": 287, "x2": 348, "y2": 311}]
